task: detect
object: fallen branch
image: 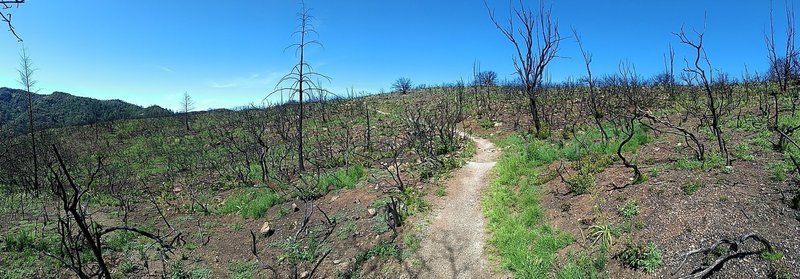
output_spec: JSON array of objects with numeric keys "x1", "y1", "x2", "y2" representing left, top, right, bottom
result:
[{"x1": 673, "y1": 233, "x2": 774, "y2": 279}]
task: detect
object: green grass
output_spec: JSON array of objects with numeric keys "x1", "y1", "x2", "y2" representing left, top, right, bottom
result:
[
  {"x1": 434, "y1": 185, "x2": 447, "y2": 196},
  {"x1": 227, "y1": 260, "x2": 258, "y2": 279},
  {"x1": 299, "y1": 165, "x2": 367, "y2": 200},
  {"x1": 483, "y1": 134, "x2": 574, "y2": 278},
  {"x1": 557, "y1": 251, "x2": 608, "y2": 279},
  {"x1": 318, "y1": 165, "x2": 366, "y2": 190},
  {"x1": 0, "y1": 223, "x2": 62, "y2": 279},
  {"x1": 338, "y1": 242, "x2": 402, "y2": 279},
  {"x1": 483, "y1": 125, "x2": 652, "y2": 277},
  {"x1": 336, "y1": 222, "x2": 357, "y2": 240},
  {"x1": 217, "y1": 188, "x2": 282, "y2": 219}
]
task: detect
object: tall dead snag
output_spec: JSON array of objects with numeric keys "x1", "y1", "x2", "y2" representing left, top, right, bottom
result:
[
  {"x1": 485, "y1": 0, "x2": 562, "y2": 137},
  {"x1": 18, "y1": 46, "x2": 39, "y2": 195},
  {"x1": 612, "y1": 63, "x2": 644, "y2": 184},
  {"x1": 180, "y1": 92, "x2": 194, "y2": 132},
  {"x1": 1, "y1": 0, "x2": 24, "y2": 41},
  {"x1": 766, "y1": 0, "x2": 799, "y2": 150},
  {"x1": 273, "y1": 0, "x2": 329, "y2": 172},
  {"x1": 674, "y1": 25, "x2": 731, "y2": 166},
  {"x1": 572, "y1": 28, "x2": 608, "y2": 143}
]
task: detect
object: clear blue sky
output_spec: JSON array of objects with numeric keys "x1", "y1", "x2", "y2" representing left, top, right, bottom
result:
[{"x1": 0, "y1": 1, "x2": 793, "y2": 111}]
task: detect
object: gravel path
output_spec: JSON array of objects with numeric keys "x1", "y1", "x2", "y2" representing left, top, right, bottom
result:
[{"x1": 399, "y1": 133, "x2": 503, "y2": 278}]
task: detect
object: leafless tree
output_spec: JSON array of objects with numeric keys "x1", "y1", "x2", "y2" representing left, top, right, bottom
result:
[
  {"x1": 1, "y1": 0, "x2": 23, "y2": 41},
  {"x1": 766, "y1": 0, "x2": 800, "y2": 150},
  {"x1": 392, "y1": 77, "x2": 412, "y2": 94},
  {"x1": 18, "y1": 46, "x2": 39, "y2": 195},
  {"x1": 675, "y1": 25, "x2": 731, "y2": 165},
  {"x1": 46, "y1": 145, "x2": 181, "y2": 278},
  {"x1": 573, "y1": 28, "x2": 608, "y2": 143},
  {"x1": 486, "y1": 0, "x2": 562, "y2": 136},
  {"x1": 272, "y1": 0, "x2": 330, "y2": 172},
  {"x1": 180, "y1": 91, "x2": 194, "y2": 131}
]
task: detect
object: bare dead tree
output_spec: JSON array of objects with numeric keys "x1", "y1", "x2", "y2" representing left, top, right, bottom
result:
[
  {"x1": 272, "y1": 0, "x2": 330, "y2": 172},
  {"x1": 573, "y1": 27, "x2": 608, "y2": 143},
  {"x1": 675, "y1": 24, "x2": 731, "y2": 165},
  {"x1": 486, "y1": 0, "x2": 562, "y2": 136},
  {"x1": 180, "y1": 91, "x2": 194, "y2": 132},
  {"x1": 392, "y1": 77, "x2": 412, "y2": 94},
  {"x1": 766, "y1": 0, "x2": 800, "y2": 150},
  {"x1": 1, "y1": 0, "x2": 23, "y2": 41},
  {"x1": 18, "y1": 46, "x2": 39, "y2": 195},
  {"x1": 612, "y1": 63, "x2": 644, "y2": 183},
  {"x1": 46, "y1": 144, "x2": 181, "y2": 278}
]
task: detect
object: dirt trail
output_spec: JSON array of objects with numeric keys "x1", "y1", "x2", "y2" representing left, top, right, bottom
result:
[{"x1": 399, "y1": 133, "x2": 502, "y2": 278}]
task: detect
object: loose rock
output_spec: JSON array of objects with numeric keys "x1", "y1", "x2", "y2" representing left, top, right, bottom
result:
[{"x1": 260, "y1": 222, "x2": 274, "y2": 237}]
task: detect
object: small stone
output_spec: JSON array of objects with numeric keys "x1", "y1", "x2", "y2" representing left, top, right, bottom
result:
[
  {"x1": 367, "y1": 208, "x2": 377, "y2": 217},
  {"x1": 300, "y1": 271, "x2": 309, "y2": 279},
  {"x1": 292, "y1": 203, "x2": 299, "y2": 212},
  {"x1": 172, "y1": 187, "x2": 182, "y2": 193},
  {"x1": 260, "y1": 222, "x2": 274, "y2": 237},
  {"x1": 333, "y1": 259, "x2": 341, "y2": 264},
  {"x1": 494, "y1": 122, "x2": 503, "y2": 127},
  {"x1": 330, "y1": 196, "x2": 339, "y2": 202}
]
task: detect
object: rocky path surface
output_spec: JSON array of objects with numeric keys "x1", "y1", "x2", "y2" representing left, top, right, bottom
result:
[{"x1": 399, "y1": 133, "x2": 502, "y2": 278}]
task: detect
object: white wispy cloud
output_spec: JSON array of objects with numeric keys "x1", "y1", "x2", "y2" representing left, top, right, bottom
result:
[
  {"x1": 143, "y1": 64, "x2": 175, "y2": 73},
  {"x1": 207, "y1": 71, "x2": 284, "y2": 89}
]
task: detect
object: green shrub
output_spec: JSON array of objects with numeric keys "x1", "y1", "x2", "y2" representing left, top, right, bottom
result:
[
  {"x1": 618, "y1": 200, "x2": 639, "y2": 219},
  {"x1": 734, "y1": 143, "x2": 754, "y2": 161},
  {"x1": 479, "y1": 118, "x2": 494, "y2": 129},
  {"x1": 588, "y1": 223, "x2": 615, "y2": 248},
  {"x1": 683, "y1": 181, "x2": 702, "y2": 195},
  {"x1": 575, "y1": 153, "x2": 612, "y2": 175},
  {"x1": 619, "y1": 242, "x2": 663, "y2": 273},
  {"x1": 770, "y1": 162, "x2": 787, "y2": 182},
  {"x1": 567, "y1": 173, "x2": 595, "y2": 195}
]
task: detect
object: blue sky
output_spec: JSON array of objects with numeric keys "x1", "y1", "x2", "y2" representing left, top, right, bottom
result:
[{"x1": 0, "y1": 1, "x2": 793, "y2": 111}]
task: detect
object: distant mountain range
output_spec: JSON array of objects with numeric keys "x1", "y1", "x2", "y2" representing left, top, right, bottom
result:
[{"x1": 0, "y1": 87, "x2": 173, "y2": 133}]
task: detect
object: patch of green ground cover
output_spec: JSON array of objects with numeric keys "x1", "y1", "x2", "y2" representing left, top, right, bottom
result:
[{"x1": 484, "y1": 125, "x2": 651, "y2": 278}]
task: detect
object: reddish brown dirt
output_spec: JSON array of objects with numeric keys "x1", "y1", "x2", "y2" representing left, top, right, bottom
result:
[{"x1": 540, "y1": 132, "x2": 800, "y2": 278}]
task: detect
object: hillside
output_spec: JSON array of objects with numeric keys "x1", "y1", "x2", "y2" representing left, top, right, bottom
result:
[{"x1": 0, "y1": 87, "x2": 172, "y2": 133}]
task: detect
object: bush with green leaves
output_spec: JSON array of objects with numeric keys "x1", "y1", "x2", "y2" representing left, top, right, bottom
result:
[
  {"x1": 567, "y1": 173, "x2": 595, "y2": 195},
  {"x1": 618, "y1": 199, "x2": 639, "y2": 219},
  {"x1": 619, "y1": 242, "x2": 663, "y2": 273},
  {"x1": 683, "y1": 181, "x2": 702, "y2": 195}
]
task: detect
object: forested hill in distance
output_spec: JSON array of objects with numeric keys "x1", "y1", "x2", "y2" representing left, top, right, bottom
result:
[{"x1": 0, "y1": 87, "x2": 172, "y2": 133}]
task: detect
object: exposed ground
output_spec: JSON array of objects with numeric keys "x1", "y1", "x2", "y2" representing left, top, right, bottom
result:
[{"x1": 398, "y1": 134, "x2": 501, "y2": 278}]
